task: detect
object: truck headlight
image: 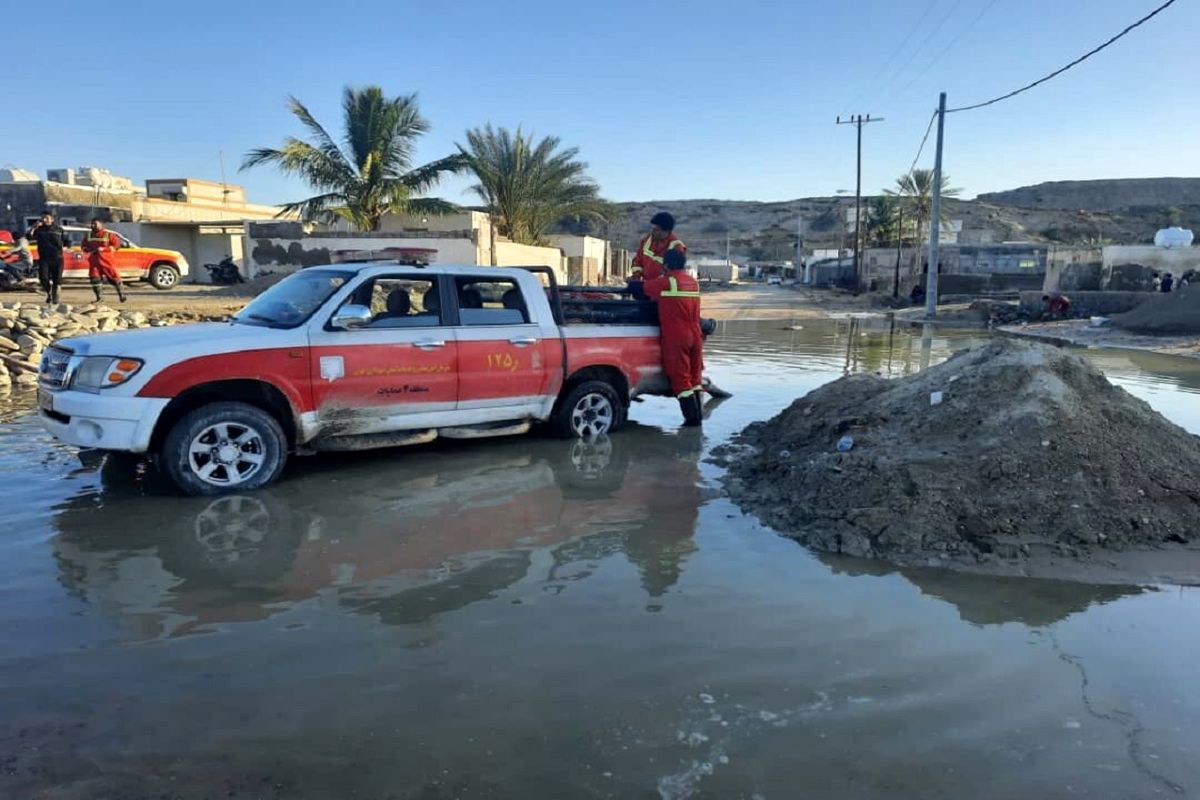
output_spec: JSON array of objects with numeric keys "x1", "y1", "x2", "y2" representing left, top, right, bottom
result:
[{"x1": 71, "y1": 357, "x2": 144, "y2": 392}]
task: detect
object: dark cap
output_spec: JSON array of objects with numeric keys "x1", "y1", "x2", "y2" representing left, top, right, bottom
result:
[
  {"x1": 664, "y1": 248, "x2": 687, "y2": 270},
  {"x1": 650, "y1": 211, "x2": 676, "y2": 232}
]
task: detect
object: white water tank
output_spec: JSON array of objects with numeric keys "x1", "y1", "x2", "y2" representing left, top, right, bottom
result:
[{"x1": 1154, "y1": 227, "x2": 1194, "y2": 248}]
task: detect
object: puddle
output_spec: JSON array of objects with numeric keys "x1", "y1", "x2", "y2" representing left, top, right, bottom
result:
[{"x1": 1, "y1": 317, "x2": 1198, "y2": 799}]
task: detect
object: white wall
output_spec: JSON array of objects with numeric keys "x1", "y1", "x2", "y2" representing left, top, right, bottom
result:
[
  {"x1": 1103, "y1": 245, "x2": 1200, "y2": 273},
  {"x1": 245, "y1": 235, "x2": 480, "y2": 278},
  {"x1": 495, "y1": 240, "x2": 566, "y2": 282}
]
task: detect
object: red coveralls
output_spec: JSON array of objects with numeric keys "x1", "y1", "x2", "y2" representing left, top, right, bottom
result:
[
  {"x1": 81, "y1": 230, "x2": 122, "y2": 283},
  {"x1": 631, "y1": 232, "x2": 687, "y2": 281},
  {"x1": 643, "y1": 270, "x2": 703, "y2": 397}
]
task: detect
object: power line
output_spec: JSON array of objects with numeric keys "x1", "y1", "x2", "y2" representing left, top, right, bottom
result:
[
  {"x1": 840, "y1": 0, "x2": 942, "y2": 115},
  {"x1": 906, "y1": 111, "x2": 939, "y2": 176},
  {"x1": 948, "y1": 0, "x2": 1180, "y2": 113},
  {"x1": 895, "y1": 0, "x2": 1002, "y2": 99},
  {"x1": 874, "y1": 0, "x2": 967, "y2": 100}
]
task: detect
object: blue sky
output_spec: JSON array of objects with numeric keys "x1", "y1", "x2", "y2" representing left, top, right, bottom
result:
[{"x1": 9, "y1": 0, "x2": 1197, "y2": 205}]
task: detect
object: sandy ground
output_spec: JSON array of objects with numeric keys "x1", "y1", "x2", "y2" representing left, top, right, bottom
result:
[
  {"x1": 999, "y1": 319, "x2": 1200, "y2": 360},
  {"x1": 700, "y1": 284, "x2": 880, "y2": 320}
]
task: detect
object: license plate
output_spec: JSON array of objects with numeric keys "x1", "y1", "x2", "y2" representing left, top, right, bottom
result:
[{"x1": 37, "y1": 388, "x2": 53, "y2": 413}]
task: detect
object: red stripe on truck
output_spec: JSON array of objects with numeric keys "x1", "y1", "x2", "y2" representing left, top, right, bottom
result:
[{"x1": 137, "y1": 349, "x2": 315, "y2": 412}]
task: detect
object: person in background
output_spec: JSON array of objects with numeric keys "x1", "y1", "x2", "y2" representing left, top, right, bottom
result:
[
  {"x1": 1161, "y1": 272, "x2": 1174, "y2": 293},
  {"x1": 1042, "y1": 293, "x2": 1071, "y2": 320},
  {"x1": 80, "y1": 218, "x2": 127, "y2": 303},
  {"x1": 1, "y1": 237, "x2": 35, "y2": 276},
  {"x1": 631, "y1": 211, "x2": 687, "y2": 282},
  {"x1": 26, "y1": 210, "x2": 69, "y2": 303},
  {"x1": 1151, "y1": 272, "x2": 1162, "y2": 292},
  {"x1": 643, "y1": 248, "x2": 704, "y2": 427}
]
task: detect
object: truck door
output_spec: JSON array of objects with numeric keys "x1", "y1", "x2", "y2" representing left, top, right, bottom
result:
[
  {"x1": 452, "y1": 275, "x2": 559, "y2": 419},
  {"x1": 112, "y1": 234, "x2": 144, "y2": 279},
  {"x1": 308, "y1": 273, "x2": 458, "y2": 436},
  {"x1": 61, "y1": 229, "x2": 87, "y2": 279}
]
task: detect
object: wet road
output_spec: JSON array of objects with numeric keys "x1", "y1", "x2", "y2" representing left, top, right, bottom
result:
[{"x1": 2, "y1": 318, "x2": 1200, "y2": 799}]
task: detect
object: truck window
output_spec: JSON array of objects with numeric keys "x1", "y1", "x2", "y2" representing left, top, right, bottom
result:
[
  {"x1": 454, "y1": 277, "x2": 529, "y2": 325},
  {"x1": 339, "y1": 275, "x2": 442, "y2": 329},
  {"x1": 235, "y1": 269, "x2": 352, "y2": 329}
]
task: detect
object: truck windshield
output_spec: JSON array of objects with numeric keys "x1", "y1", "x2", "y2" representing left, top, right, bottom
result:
[{"x1": 233, "y1": 269, "x2": 353, "y2": 329}]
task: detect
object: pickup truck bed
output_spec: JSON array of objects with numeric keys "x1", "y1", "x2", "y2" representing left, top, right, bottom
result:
[{"x1": 38, "y1": 262, "x2": 708, "y2": 495}]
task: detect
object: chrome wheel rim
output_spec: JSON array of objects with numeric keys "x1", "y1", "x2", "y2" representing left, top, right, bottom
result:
[
  {"x1": 154, "y1": 267, "x2": 177, "y2": 288},
  {"x1": 187, "y1": 421, "x2": 267, "y2": 487},
  {"x1": 570, "y1": 393, "x2": 614, "y2": 438}
]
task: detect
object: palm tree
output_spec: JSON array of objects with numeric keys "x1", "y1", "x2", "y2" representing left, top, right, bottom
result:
[
  {"x1": 886, "y1": 169, "x2": 961, "y2": 246},
  {"x1": 242, "y1": 86, "x2": 466, "y2": 231},
  {"x1": 458, "y1": 125, "x2": 611, "y2": 248}
]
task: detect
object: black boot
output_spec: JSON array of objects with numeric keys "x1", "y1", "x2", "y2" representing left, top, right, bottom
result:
[
  {"x1": 678, "y1": 397, "x2": 694, "y2": 426},
  {"x1": 91, "y1": 282, "x2": 102, "y2": 302},
  {"x1": 116, "y1": 283, "x2": 127, "y2": 303},
  {"x1": 691, "y1": 394, "x2": 705, "y2": 426}
]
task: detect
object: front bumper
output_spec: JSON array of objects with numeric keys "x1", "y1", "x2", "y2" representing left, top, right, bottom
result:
[{"x1": 39, "y1": 391, "x2": 170, "y2": 453}]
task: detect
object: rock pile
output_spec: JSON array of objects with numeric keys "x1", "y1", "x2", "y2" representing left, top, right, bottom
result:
[
  {"x1": 717, "y1": 339, "x2": 1200, "y2": 567},
  {"x1": 0, "y1": 301, "x2": 219, "y2": 393}
]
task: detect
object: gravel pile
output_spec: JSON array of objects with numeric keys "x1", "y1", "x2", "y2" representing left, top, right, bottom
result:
[{"x1": 717, "y1": 339, "x2": 1200, "y2": 567}]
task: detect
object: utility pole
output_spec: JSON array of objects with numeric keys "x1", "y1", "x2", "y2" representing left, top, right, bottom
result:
[
  {"x1": 837, "y1": 114, "x2": 883, "y2": 291},
  {"x1": 893, "y1": 203, "x2": 904, "y2": 299},
  {"x1": 924, "y1": 93, "x2": 947, "y2": 318}
]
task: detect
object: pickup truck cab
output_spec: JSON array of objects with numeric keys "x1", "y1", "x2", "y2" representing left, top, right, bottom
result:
[
  {"x1": 38, "y1": 262, "x2": 680, "y2": 495},
  {"x1": 2, "y1": 226, "x2": 189, "y2": 289}
]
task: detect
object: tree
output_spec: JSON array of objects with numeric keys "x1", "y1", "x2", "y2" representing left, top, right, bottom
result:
[
  {"x1": 458, "y1": 125, "x2": 611, "y2": 247},
  {"x1": 864, "y1": 194, "x2": 901, "y2": 248},
  {"x1": 885, "y1": 169, "x2": 961, "y2": 247},
  {"x1": 242, "y1": 86, "x2": 466, "y2": 231}
]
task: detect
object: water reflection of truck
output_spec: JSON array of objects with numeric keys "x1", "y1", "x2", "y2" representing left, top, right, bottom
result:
[
  {"x1": 38, "y1": 262, "x2": 715, "y2": 495},
  {"x1": 50, "y1": 430, "x2": 702, "y2": 635}
]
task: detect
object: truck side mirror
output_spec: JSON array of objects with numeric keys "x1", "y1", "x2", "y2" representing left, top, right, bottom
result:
[{"x1": 330, "y1": 304, "x2": 373, "y2": 330}]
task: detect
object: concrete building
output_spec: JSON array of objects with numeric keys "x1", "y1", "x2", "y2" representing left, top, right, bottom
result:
[{"x1": 1, "y1": 168, "x2": 288, "y2": 282}]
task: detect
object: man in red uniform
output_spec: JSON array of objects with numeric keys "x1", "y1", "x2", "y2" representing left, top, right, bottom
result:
[
  {"x1": 631, "y1": 211, "x2": 687, "y2": 282},
  {"x1": 81, "y1": 218, "x2": 127, "y2": 303},
  {"x1": 643, "y1": 248, "x2": 703, "y2": 426}
]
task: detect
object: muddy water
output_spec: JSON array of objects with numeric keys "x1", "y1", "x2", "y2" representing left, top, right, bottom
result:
[{"x1": 2, "y1": 317, "x2": 1200, "y2": 799}]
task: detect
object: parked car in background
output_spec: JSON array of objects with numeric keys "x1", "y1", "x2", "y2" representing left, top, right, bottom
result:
[
  {"x1": 766, "y1": 275, "x2": 783, "y2": 285},
  {"x1": 0, "y1": 226, "x2": 189, "y2": 289}
]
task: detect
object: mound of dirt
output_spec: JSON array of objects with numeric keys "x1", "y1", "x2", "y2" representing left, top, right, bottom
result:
[
  {"x1": 1112, "y1": 285, "x2": 1200, "y2": 334},
  {"x1": 717, "y1": 339, "x2": 1200, "y2": 567}
]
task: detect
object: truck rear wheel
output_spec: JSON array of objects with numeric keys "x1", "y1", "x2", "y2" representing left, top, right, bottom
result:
[
  {"x1": 148, "y1": 262, "x2": 180, "y2": 290},
  {"x1": 550, "y1": 380, "x2": 624, "y2": 439},
  {"x1": 162, "y1": 402, "x2": 287, "y2": 495}
]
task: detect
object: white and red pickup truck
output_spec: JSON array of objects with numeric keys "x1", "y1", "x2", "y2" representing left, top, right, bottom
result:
[{"x1": 38, "y1": 262, "x2": 702, "y2": 495}]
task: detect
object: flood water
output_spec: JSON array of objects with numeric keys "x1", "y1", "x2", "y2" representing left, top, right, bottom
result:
[{"x1": 3, "y1": 317, "x2": 1200, "y2": 799}]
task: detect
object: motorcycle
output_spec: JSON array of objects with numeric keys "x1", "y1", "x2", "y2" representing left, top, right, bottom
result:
[
  {"x1": 0, "y1": 256, "x2": 39, "y2": 292},
  {"x1": 204, "y1": 256, "x2": 244, "y2": 285}
]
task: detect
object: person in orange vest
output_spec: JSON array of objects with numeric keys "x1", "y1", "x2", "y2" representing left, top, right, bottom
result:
[
  {"x1": 81, "y1": 218, "x2": 127, "y2": 303},
  {"x1": 631, "y1": 211, "x2": 687, "y2": 282},
  {"x1": 643, "y1": 248, "x2": 703, "y2": 426}
]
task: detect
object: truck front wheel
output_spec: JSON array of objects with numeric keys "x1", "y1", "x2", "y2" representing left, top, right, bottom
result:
[
  {"x1": 162, "y1": 402, "x2": 287, "y2": 495},
  {"x1": 551, "y1": 380, "x2": 624, "y2": 439}
]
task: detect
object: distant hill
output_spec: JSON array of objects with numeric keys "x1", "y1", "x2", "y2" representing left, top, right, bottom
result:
[{"x1": 549, "y1": 179, "x2": 1200, "y2": 259}]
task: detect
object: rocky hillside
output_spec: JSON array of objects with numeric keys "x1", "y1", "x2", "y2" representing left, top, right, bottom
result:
[
  {"x1": 557, "y1": 190, "x2": 1195, "y2": 260},
  {"x1": 979, "y1": 178, "x2": 1200, "y2": 213}
]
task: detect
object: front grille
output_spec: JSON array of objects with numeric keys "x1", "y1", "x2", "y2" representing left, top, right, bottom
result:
[{"x1": 39, "y1": 346, "x2": 73, "y2": 389}]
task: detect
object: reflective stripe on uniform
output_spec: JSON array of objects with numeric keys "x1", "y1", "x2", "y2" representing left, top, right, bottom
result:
[
  {"x1": 642, "y1": 235, "x2": 686, "y2": 264},
  {"x1": 661, "y1": 276, "x2": 700, "y2": 298},
  {"x1": 677, "y1": 388, "x2": 695, "y2": 398}
]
